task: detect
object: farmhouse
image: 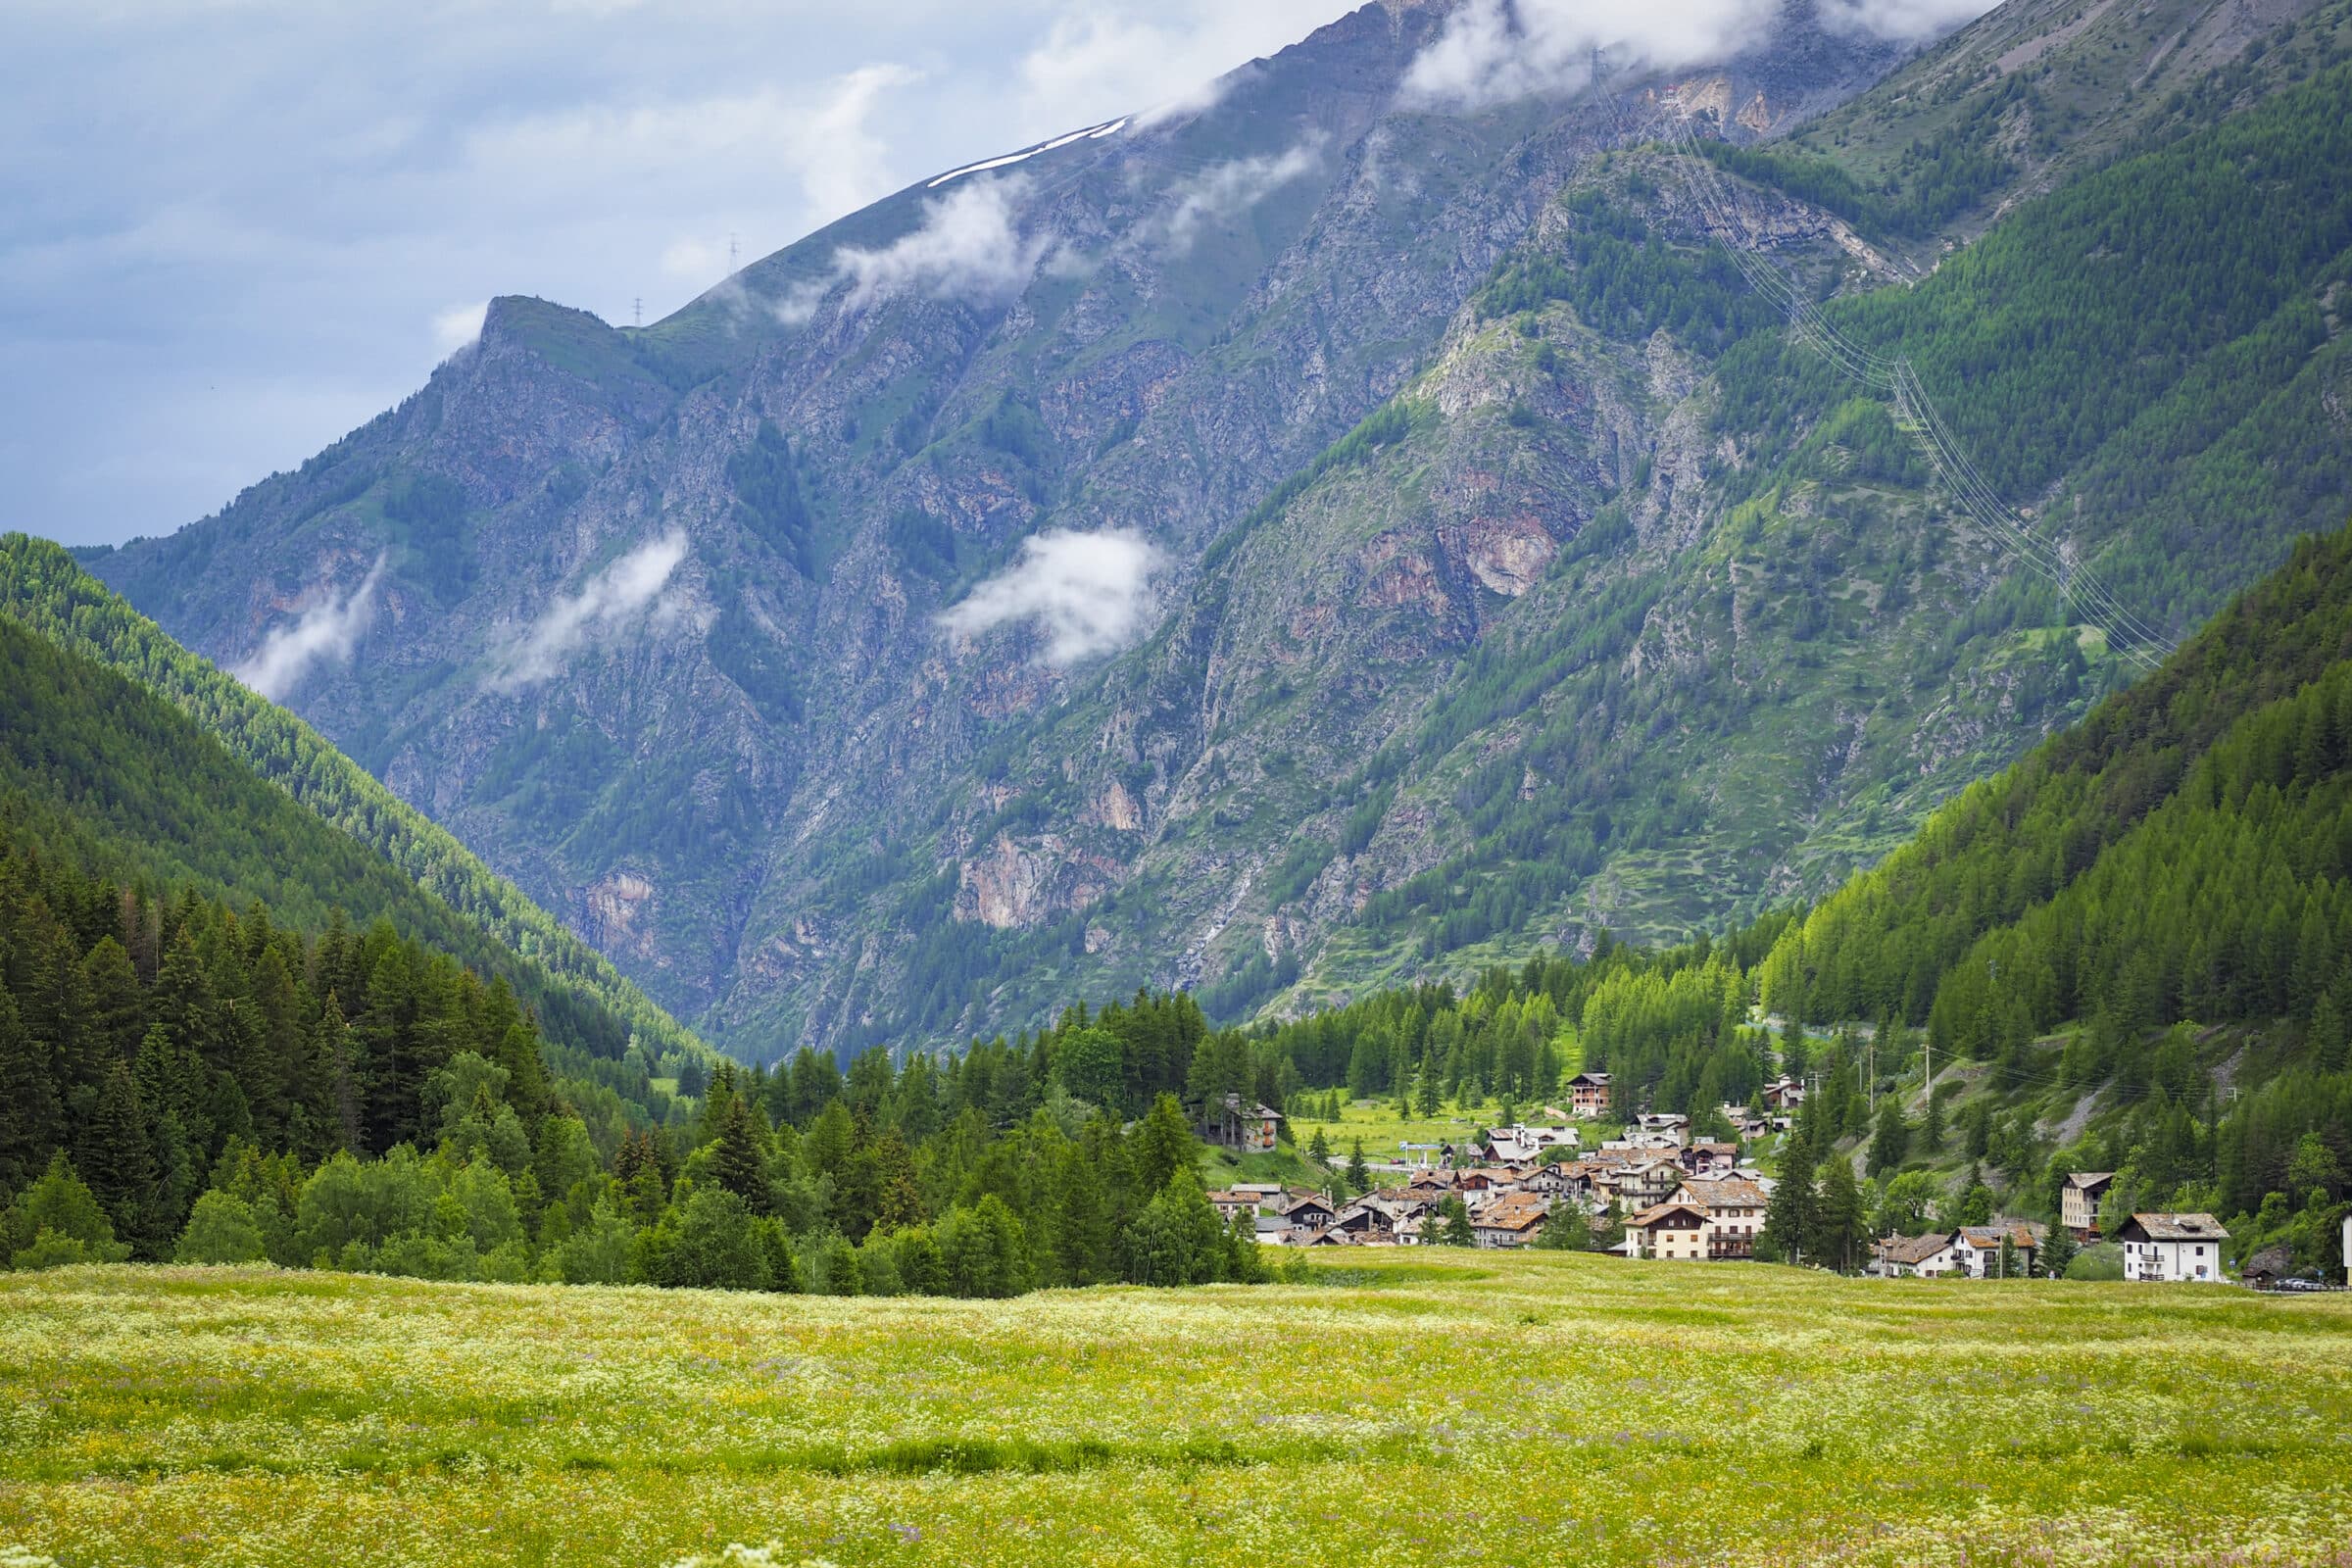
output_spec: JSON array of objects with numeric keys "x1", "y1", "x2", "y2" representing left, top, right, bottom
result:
[
  {"x1": 2116, "y1": 1213, "x2": 2230, "y2": 1281},
  {"x1": 2060, "y1": 1172, "x2": 2114, "y2": 1240},
  {"x1": 1626, "y1": 1200, "x2": 1711, "y2": 1261}
]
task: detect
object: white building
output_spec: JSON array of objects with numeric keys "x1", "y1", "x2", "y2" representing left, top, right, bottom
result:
[{"x1": 2115, "y1": 1212, "x2": 2230, "y2": 1282}]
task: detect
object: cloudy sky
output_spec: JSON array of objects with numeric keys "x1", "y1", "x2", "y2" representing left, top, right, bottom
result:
[{"x1": 0, "y1": 0, "x2": 1364, "y2": 547}]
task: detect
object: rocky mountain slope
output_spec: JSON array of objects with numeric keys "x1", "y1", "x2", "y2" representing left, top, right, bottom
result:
[{"x1": 80, "y1": 0, "x2": 2352, "y2": 1060}]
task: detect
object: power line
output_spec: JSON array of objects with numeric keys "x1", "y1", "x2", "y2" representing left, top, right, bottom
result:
[{"x1": 1584, "y1": 55, "x2": 2176, "y2": 670}]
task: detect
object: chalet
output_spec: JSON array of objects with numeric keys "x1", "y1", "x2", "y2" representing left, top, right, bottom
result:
[
  {"x1": 1331, "y1": 1202, "x2": 1393, "y2": 1242},
  {"x1": 2116, "y1": 1213, "x2": 2230, "y2": 1282},
  {"x1": 1675, "y1": 1177, "x2": 1769, "y2": 1259},
  {"x1": 1566, "y1": 1071, "x2": 1613, "y2": 1118},
  {"x1": 1472, "y1": 1194, "x2": 1554, "y2": 1249},
  {"x1": 2060, "y1": 1172, "x2": 2115, "y2": 1240},
  {"x1": 1762, "y1": 1077, "x2": 1806, "y2": 1111},
  {"x1": 1627, "y1": 1200, "x2": 1711, "y2": 1261},
  {"x1": 1280, "y1": 1193, "x2": 1337, "y2": 1237},
  {"x1": 1952, "y1": 1221, "x2": 2048, "y2": 1278},
  {"x1": 1871, "y1": 1232, "x2": 1961, "y2": 1279},
  {"x1": 1677, "y1": 1142, "x2": 1740, "y2": 1178},
  {"x1": 1519, "y1": 1163, "x2": 1574, "y2": 1199},
  {"x1": 1203, "y1": 1094, "x2": 1283, "y2": 1153}
]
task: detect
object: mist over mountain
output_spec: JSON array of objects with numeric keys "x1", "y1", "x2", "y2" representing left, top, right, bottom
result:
[{"x1": 82, "y1": 0, "x2": 2352, "y2": 1061}]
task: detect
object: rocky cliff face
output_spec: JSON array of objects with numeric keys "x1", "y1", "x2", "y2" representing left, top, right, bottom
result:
[{"x1": 88, "y1": 0, "x2": 2345, "y2": 1060}]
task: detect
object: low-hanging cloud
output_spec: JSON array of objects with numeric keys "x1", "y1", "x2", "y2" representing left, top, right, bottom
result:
[
  {"x1": 1136, "y1": 136, "x2": 1327, "y2": 255},
  {"x1": 1398, "y1": 0, "x2": 1997, "y2": 112},
  {"x1": 489, "y1": 530, "x2": 689, "y2": 692},
  {"x1": 234, "y1": 555, "x2": 386, "y2": 703},
  {"x1": 1402, "y1": 0, "x2": 1779, "y2": 111},
  {"x1": 833, "y1": 176, "x2": 1049, "y2": 314},
  {"x1": 939, "y1": 528, "x2": 1164, "y2": 665}
]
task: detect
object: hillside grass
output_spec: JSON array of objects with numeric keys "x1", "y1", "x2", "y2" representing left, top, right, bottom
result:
[{"x1": 4, "y1": 1260, "x2": 2347, "y2": 1566}]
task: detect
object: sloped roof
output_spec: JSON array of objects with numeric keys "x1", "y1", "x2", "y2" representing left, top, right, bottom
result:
[
  {"x1": 2122, "y1": 1212, "x2": 2230, "y2": 1243},
  {"x1": 1876, "y1": 1232, "x2": 1954, "y2": 1266},
  {"x1": 1475, "y1": 1194, "x2": 1553, "y2": 1231},
  {"x1": 1679, "y1": 1178, "x2": 1769, "y2": 1210}
]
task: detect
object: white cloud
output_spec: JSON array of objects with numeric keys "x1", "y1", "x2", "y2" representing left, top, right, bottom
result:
[
  {"x1": 1015, "y1": 1, "x2": 1357, "y2": 127},
  {"x1": 1399, "y1": 0, "x2": 1779, "y2": 112},
  {"x1": 939, "y1": 528, "x2": 1163, "y2": 664},
  {"x1": 834, "y1": 176, "x2": 1047, "y2": 313},
  {"x1": 1400, "y1": 0, "x2": 1997, "y2": 111},
  {"x1": 431, "y1": 301, "x2": 488, "y2": 355},
  {"x1": 234, "y1": 554, "x2": 386, "y2": 702},
  {"x1": 1819, "y1": 0, "x2": 2003, "y2": 41},
  {"x1": 490, "y1": 530, "x2": 689, "y2": 692},
  {"x1": 1137, "y1": 136, "x2": 1326, "y2": 255}
]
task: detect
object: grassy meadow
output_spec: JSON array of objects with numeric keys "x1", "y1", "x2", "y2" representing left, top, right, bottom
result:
[{"x1": 4, "y1": 1254, "x2": 2350, "y2": 1567}]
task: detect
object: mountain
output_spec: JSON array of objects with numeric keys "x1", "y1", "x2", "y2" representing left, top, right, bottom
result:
[
  {"x1": 76, "y1": 0, "x2": 2352, "y2": 1060},
  {"x1": 0, "y1": 536, "x2": 705, "y2": 1103}
]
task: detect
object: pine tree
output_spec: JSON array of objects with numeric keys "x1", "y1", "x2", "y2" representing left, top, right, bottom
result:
[
  {"x1": 1347, "y1": 1138, "x2": 1370, "y2": 1196},
  {"x1": 1810, "y1": 1157, "x2": 1866, "y2": 1274},
  {"x1": 79, "y1": 1059, "x2": 160, "y2": 1255},
  {"x1": 1762, "y1": 1139, "x2": 1816, "y2": 1264},
  {"x1": 1867, "y1": 1097, "x2": 1910, "y2": 1177},
  {"x1": 0, "y1": 987, "x2": 64, "y2": 1193},
  {"x1": 709, "y1": 1094, "x2": 771, "y2": 1213},
  {"x1": 2041, "y1": 1223, "x2": 2079, "y2": 1280}
]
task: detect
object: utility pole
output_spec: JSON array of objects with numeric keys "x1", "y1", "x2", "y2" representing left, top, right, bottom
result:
[
  {"x1": 633, "y1": 297, "x2": 643, "y2": 329},
  {"x1": 729, "y1": 232, "x2": 740, "y2": 272}
]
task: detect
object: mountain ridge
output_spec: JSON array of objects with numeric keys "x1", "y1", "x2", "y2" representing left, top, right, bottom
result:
[{"x1": 74, "y1": 0, "x2": 2350, "y2": 1061}]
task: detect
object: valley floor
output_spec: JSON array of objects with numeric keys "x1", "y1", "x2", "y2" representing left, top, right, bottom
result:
[{"x1": 2, "y1": 1258, "x2": 2349, "y2": 1566}]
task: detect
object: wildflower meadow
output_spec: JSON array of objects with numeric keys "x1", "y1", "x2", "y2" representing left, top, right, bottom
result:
[{"x1": 1, "y1": 1252, "x2": 2348, "y2": 1566}]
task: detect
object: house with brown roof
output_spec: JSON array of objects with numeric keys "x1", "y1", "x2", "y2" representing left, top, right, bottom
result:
[
  {"x1": 1674, "y1": 1177, "x2": 1770, "y2": 1259},
  {"x1": 1626, "y1": 1200, "x2": 1711, "y2": 1261},
  {"x1": 1870, "y1": 1231, "x2": 1961, "y2": 1279},
  {"x1": 2116, "y1": 1213, "x2": 2230, "y2": 1282},
  {"x1": 1471, "y1": 1193, "x2": 1554, "y2": 1249},
  {"x1": 2060, "y1": 1172, "x2": 2114, "y2": 1240},
  {"x1": 1953, "y1": 1221, "x2": 2048, "y2": 1278},
  {"x1": 1677, "y1": 1142, "x2": 1740, "y2": 1178}
]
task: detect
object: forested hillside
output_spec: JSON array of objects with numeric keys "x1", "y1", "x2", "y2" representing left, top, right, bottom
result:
[
  {"x1": 0, "y1": 535, "x2": 699, "y2": 1063},
  {"x1": 0, "y1": 600, "x2": 1276, "y2": 1294}
]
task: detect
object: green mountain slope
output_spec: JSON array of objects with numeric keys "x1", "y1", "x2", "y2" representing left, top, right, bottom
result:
[
  {"x1": 0, "y1": 535, "x2": 702, "y2": 1069},
  {"x1": 0, "y1": 612, "x2": 670, "y2": 1129}
]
